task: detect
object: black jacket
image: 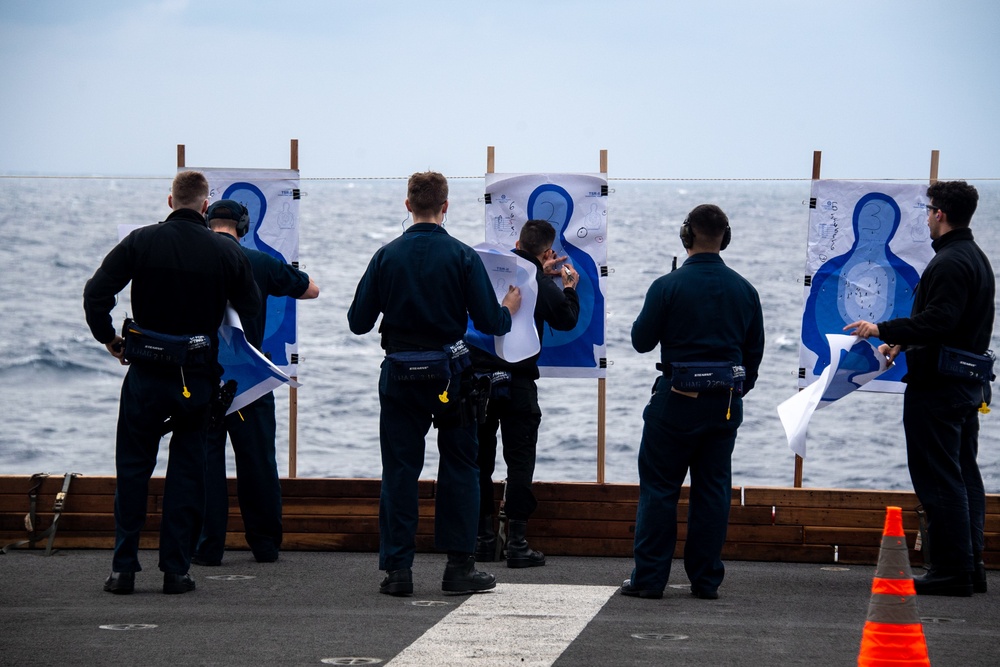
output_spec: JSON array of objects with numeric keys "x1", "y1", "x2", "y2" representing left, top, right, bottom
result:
[
  {"x1": 83, "y1": 208, "x2": 261, "y2": 347},
  {"x1": 878, "y1": 227, "x2": 995, "y2": 386}
]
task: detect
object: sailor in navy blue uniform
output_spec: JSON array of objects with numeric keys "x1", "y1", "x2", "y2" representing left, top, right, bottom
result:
[
  {"x1": 622, "y1": 204, "x2": 764, "y2": 601},
  {"x1": 83, "y1": 171, "x2": 260, "y2": 595},
  {"x1": 348, "y1": 171, "x2": 521, "y2": 596},
  {"x1": 193, "y1": 200, "x2": 319, "y2": 566}
]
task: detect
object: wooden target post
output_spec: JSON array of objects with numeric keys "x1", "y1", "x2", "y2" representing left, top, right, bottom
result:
[
  {"x1": 288, "y1": 139, "x2": 299, "y2": 478},
  {"x1": 597, "y1": 149, "x2": 607, "y2": 484},
  {"x1": 177, "y1": 140, "x2": 301, "y2": 478},
  {"x1": 485, "y1": 146, "x2": 609, "y2": 484}
]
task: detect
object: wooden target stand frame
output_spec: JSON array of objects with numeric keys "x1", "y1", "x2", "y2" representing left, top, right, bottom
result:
[
  {"x1": 177, "y1": 140, "x2": 302, "y2": 477},
  {"x1": 486, "y1": 146, "x2": 610, "y2": 484},
  {"x1": 794, "y1": 149, "x2": 940, "y2": 487}
]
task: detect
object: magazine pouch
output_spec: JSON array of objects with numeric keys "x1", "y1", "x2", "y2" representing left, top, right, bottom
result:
[
  {"x1": 668, "y1": 361, "x2": 746, "y2": 395},
  {"x1": 937, "y1": 346, "x2": 996, "y2": 385},
  {"x1": 445, "y1": 339, "x2": 472, "y2": 376},
  {"x1": 488, "y1": 370, "x2": 512, "y2": 400}
]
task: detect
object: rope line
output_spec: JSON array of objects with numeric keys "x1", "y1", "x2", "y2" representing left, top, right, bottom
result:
[{"x1": 1, "y1": 174, "x2": 997, "y2": 182}]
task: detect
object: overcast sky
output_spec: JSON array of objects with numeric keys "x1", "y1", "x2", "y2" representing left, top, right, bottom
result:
[{"x1": 2, "y1": 0, "x2": 998, "y2": 180}]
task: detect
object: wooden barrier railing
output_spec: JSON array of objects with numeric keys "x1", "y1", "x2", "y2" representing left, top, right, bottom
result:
[{"x1": 2, "y1": 475, "x2": 997, "y2": 568}]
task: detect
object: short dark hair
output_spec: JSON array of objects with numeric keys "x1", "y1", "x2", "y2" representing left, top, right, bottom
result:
[
  {"x1": 172, "y1": 171, "x2": 209, "y2": 210},
  {"x1": 518, "y1": 219, "x2": 556, "y2": 257},
  {"x1": 927, "y1": 180, "x2": 978, "y2": 227},
  {"x1": 407, "y1": 171, "x2": 448, "y2": 216},
  {"x1": 687, "y1": 204, "x2": 729, "y2": 241}
]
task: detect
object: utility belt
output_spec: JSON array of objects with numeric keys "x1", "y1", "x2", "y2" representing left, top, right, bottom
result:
[
  {"x1": 386, "y1": 339, "x2": 472, "y2": 382},
  {"x1": 386, "y1": 340, "x2": 492, "y2": 427},
  {"x1": 937, "y1": 346, "x2": 996, "y2": 385},
  {"x1": 658, "y1": 361, "x2": 746, "y2": 395},
  {"x1": 122, "y1": 318, "x2": 217, "y2": 404},
  {"x1": 122, "y1": 318, "x2": 212, "y2": 367}
]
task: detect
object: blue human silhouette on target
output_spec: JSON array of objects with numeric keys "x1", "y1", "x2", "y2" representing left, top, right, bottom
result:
[
  {"x1": 222, "y1": 181, "x2": 298, "y2": 368},
  {"x1": 526, "y1": 184, "x2": 604, "y2": 369},
  {"x1": 801, "y1": 192, "x2": 920, "y2": 382}
]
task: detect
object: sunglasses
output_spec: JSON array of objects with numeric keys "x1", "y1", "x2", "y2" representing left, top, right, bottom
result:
[{"x1": 925, "y1": 204, "x2": 941, "y2": 213}]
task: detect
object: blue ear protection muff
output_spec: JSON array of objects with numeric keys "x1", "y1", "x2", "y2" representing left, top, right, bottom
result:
[
  {"x1": 206, "y1": 200, "x2": 251, "y2": 238},
  {"x1": 679, "y1": 218, "x2": 731, "y2": 251}
]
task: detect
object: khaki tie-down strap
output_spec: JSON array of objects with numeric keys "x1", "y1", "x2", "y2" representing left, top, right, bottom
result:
[{"x1": 1, "y1": 472, "x2": 81, "y2": 556}]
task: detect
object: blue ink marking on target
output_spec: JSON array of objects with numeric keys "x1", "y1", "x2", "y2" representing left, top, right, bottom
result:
[
  {"x1": 222, "y1": 182, "x2": 297, "y2": 368},
  {"x1": 821, "y1": 341, "x2": 885, "y2": 405},
  {"x1": 526, "y1": 184, "x2": 603, "y2": 368},
  {"x1": 802, "y1": 192, "x2": 920, "y2": 380}
]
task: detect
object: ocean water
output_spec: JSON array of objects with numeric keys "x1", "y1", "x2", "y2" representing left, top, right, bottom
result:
[{"x1": 1, "y1": 176, "x2": 998, "y2": 493}]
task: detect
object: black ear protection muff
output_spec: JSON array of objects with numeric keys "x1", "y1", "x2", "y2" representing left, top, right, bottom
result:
[
  {"x1": 234, "y1": 204, "x2": 250, "y2": 238},
  {"x1": 679, "y1": 218, "x2": 694, "y2": 249},
  {"x1": 206, "y1": 200, "x2": 251, "y2": 238},
  {"x1": 679, "y1": 218, "x2": 731, "y2": 251}
]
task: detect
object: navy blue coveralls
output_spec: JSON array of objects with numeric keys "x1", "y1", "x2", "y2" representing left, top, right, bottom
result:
[
  {"x1": 348, "y1": 223, "x2": 513, "y2": 571},
  {"x1": 83, "y1": 208, "x2": 260, "y2": 576},
  {"x1": 877, "y1": 227, "x2": 995, "y2": 575},
  {"x1": 195, "y1": 234, "x2": 311, "y2": 564},
  {"x1": 629, "y1": 253, "x2": 764, "y2": 596},
  {"x1": 471, "y1": 248, "x2": 580, "y2": 522}
]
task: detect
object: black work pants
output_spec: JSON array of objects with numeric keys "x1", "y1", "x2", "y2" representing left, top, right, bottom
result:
[
  {"x1": 477, "y1": 375, "x2": 541, "y2": 521},
  {"x1": 377, "y1": 360, "x2": 480, "y2": 571},
  {"x1": 197, "y1": 392, "x2": 282, "y2": 562},
  {"x1": 112, "y1": 364, "x2": 213, "y2": 575},
  {"x1": 903, "y1": 381, "x2": 987, "y2": 572},
  {"x1": 631, "y1": 379, "x2": 741, "y2": 596}
]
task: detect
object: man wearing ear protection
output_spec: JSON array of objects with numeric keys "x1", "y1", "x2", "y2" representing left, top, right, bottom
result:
[
  {"x1": 846, "y1": 181, "x2": 994, "y2": 597},
  {"x1": 621, "y1": 204, "x2": 764, "y2": 601},
  {"x1": 193, "y1": 199, "x2": 319, "y2": 566},
  {"x1": 84, "y1": 172, "x2": 260, "y2": 595}
]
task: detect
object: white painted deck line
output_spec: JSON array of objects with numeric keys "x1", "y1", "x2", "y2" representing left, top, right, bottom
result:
[{"x1": 386, "y1": 583, "x2": 619, "y2": 667}]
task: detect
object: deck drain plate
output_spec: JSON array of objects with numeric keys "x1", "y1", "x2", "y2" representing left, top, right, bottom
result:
[{"x1": 632, "y1": 633, "x2": 689, "y2": 641}]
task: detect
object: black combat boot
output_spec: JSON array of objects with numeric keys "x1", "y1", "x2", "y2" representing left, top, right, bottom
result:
[
  {"x1": 442, "y1": 553, "x2": 496, "y2": 593},
  {"x1": 379, "y1": 568, "x2": 413, "y2": 596},
  {"x1": 475, "y1": 515, "x2": 497, "y2": 562},
  {"x1": 913, "y1": 568, "x2": 973, "y2": 597},
  {"x1": 973, "y1": 554, "x2": 987, "y2": 594},
  {"x1": 506, "y1": 520, "x2": 545, "y2": 568}
]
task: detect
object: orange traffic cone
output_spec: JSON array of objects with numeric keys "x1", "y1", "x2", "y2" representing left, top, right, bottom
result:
[{"x1": 858, "y1": 506, "x2": 931, "y2": 666}]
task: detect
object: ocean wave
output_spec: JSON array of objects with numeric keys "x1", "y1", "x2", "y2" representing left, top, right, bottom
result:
[{"x1": 0, "y1": 354, "x2": 119, "y2": 377}]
